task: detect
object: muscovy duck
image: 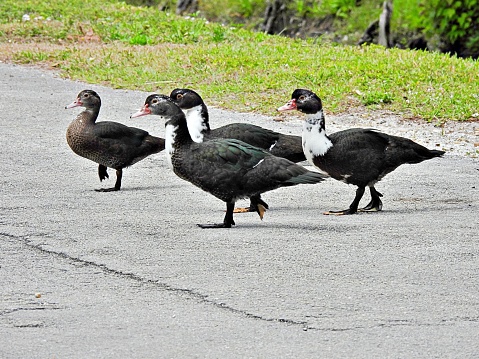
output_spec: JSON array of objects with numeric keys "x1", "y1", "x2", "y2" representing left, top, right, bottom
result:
[
  {"x1": 131, "y1": 94, "x2": 326, "y2": 228},
  {"x1": 65, "y1": 90, "x2": 165, "y2": 191},
  {"x1": 278, "y1": 89, "x2": 445, "y2": 215},
  {"x1": 169, "y1": 88, "x2": 305, "y2": 161},
  {"x1": 170, "y1": 88, "x2": 306, "y2": 213}
]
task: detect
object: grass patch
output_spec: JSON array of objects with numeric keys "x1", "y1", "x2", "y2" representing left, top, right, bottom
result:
[{"x1": 0, "y1": 0, "x2": 478, "y2": 121}]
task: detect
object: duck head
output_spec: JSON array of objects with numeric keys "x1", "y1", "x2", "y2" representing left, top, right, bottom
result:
[
  {"x1": 130, "y1": 94, "x2": 183, "y2": 120},
  {"x1": 65, "y1": 89, "x2": 101, "y2": 110},
  {"x1": 170, "y1": 88, "x2": 210, "y2": 142},
  {"x1": 278, "y1": 89, "x2": 325, "y2": 129},
  {"x1": 170, "y1": 89, "x2": 204, "y2": 111}
]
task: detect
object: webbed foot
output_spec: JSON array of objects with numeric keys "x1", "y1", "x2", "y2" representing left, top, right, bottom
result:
[
  {"x1": 95, "y1": 187, "x2": 120, "y2": 192},
  {"x1": 323, "y1": 208, "x2": 357, "y2": 216},
  {"x1": 197, "y1": 222, "x2": 233, "y2": 229}
]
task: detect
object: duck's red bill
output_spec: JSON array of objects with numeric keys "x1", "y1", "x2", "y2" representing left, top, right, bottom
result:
[
  {"x1": 130, "y1": 105, "x2": 151, "y2": 118},
  {"x1": 65, "y1": 98, "x2": 82, "y2": 109},
  {"x1": 277, "y1": 99, "x2": 297, "y2": 111}
]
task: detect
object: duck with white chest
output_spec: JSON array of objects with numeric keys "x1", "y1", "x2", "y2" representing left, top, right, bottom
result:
[
  {"x1": 131, "y1": 94, "x2": 327, "y2": 228},
  {"x1": 278, "y1": 89, "x2": 445, "y2": 215},
  {"x1": 170, "y1": 88, "x2": 307, "y2": 214}
]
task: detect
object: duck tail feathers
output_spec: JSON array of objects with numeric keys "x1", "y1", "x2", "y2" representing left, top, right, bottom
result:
[
  {"x1": 287, "y1": 170, "x2": 327, "y2": 185},
  {"x1": 428, "y1": 149, "x2": 445, "y2": 158}
]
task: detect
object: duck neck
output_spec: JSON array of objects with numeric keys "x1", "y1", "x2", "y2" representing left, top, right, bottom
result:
[
  {"x1": 69, "y1": 107, "x2": 100, "y2": 133},
  {"x1": 302, "y1": 110, "x2": 333, "y2": 157},
  {"x1": 184, "y1": 104, "x2": 210, "y2": 143},
  {"x1": 165, "y1": 113, "x2": 194, "y2": 166},
  {"x1": 77, "y1": 107, "x2": 100, "y2": 125}
]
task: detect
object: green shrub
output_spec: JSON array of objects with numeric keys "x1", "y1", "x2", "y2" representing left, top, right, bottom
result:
[
  {"x1": 291, "y1": 0, "x2": 357, "y2": 18},
  {"x1": 419, "y1": 0, "x2": 479, "y2": 57}
]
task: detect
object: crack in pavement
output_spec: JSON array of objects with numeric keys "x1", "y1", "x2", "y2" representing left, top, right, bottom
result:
[
  {"x1": 0, "y1": 306, "x2": 62, "y2": 317},
  {"x1": 5, "y1": 232, "x2": 477, "y2": 332},
  {"x1": 1, "y1": 233, "x2": 310, "y2": 329}
]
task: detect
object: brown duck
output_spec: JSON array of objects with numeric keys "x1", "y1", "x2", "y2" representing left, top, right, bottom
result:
[{"x1": 65, "y1": 90, "x2": 165, "y2": 191}]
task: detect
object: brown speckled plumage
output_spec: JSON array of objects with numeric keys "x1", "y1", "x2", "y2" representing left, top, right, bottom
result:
[{"x1": 65, "y1": 90, "x2": 165, "y2": 191}]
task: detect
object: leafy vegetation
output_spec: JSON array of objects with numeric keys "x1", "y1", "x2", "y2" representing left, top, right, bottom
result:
[
  {"x1": 0, "y1": 0, "x2": 477, "y2": 122},
  {"x1": 419, "y1": 0, "x2": 479, "y2": 57}
]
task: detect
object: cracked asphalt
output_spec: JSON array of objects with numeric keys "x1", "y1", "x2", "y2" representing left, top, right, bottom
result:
[{"x1": 1, "y1": 63, "x2": 478, "y2": 358}]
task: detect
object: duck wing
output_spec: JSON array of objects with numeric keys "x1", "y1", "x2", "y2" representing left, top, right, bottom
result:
[
  {"x1": 321, "y1": 129, "x2": 389, "y2": 185},
  {"x1": 209, "y1": 123, "x2": 305, "y2": 162},
  {"x1": 177, "y1": 139, "x2": 323, "y2": 201},
  {"x1": 91, "y1": 121, "x2": 164, "y2": 167},
  {"x1": 326, "y1": 129, "x2": 443, "y2": 186},
  {"x1": 209, "y1": 124, "x2": 279, "y2": 150}
]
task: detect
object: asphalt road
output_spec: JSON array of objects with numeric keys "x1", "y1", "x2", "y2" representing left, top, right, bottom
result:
[{"x1": 1, "y1": 63, "x2": 478, "y2": 358}]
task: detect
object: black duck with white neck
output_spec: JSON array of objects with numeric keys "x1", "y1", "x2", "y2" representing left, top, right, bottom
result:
[
  {"x1": 278, "y1": 89, "x2": 445, "y2": 215},
  {"x1": 65, "y1": 90, "x2": 165, "y2": 191},
  {"x1": 170, "y1": 88, "x2": 306, "y2": 214},
  {"x1": 131, "y1": 94, "x2": 326, "y2": 228},
  {"x1": 170, "y1": 88, "x2": 305, "y2": 162}
]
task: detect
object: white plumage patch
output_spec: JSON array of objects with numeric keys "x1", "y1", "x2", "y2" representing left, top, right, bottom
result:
[
  {"x1": 252, "y1": 158, "x2": 265, "y2": 169},
  {"x1": 302, "y1": 112, "x2": 333, "y2": 165},
  {"x1": 184, "y1": 105, "x2": 208, "y2": 143},
  {"x1": 165, "y1": 123, "x2": 177, "y2": 169},
  {"x1": 340, "y1": 174, "x2": 351, "y2": 183}
]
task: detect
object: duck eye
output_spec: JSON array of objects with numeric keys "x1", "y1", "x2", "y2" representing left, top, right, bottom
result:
[
  {"x1": 152, "y1": 99, "x2": 158, "y2": 104},
  {"x1": 299, "y1": 95, "x2": 305, "y2": 101},
  {"x1": 84, "y1": 93, "x2": 89, "y2": 98},
  {"x1": 176, "y1": 94, "x2": 183, "y2": 99}
]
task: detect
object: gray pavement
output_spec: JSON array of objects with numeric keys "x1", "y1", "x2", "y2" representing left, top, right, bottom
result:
[{"x1": 1, "y1": 63, "x2": 478, "y2": 358}]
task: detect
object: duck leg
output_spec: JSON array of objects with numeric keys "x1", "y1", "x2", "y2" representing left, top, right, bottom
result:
[
  {"x1": 324, "y1": 186, "x2": 365, "y2": 215},
  {"x1": 359, "y1": 187, "x2": 383, "y2": 212},
  {"x1": 198, "y1": 201, "x2": 236, "y2": 228},
  {"x1": 95, "y1": 169, "x2": 122, "y2": 192},
  {"x1": 233, "y1": 195, "x2": 270, "y2": 214},
  {"x1": 249, "y1": 195, "x2": 268, "y2": 220},
  {"x1": 98, "y1": 164, "x2": 109, "y2": 181}
]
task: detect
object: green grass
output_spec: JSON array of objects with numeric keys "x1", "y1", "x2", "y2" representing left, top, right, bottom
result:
[{"x1": 1, "y1": 0, "x2": 478, "y2": 122}]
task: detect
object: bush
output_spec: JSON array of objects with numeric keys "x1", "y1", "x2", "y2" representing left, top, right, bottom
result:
[{"x1": 419, "y1": 0, "x2": 479, "y2": 58}]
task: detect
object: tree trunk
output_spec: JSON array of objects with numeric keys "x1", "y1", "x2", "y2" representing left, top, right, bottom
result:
[
  {"x1": 176, "y1": 0, "x2": 198, "y2": 15},
  {"x1": 378, "y1": 0, "x2": 393, "y2": 48},
  {"x1": 262, "y1": 0, "x2": 288, "y2": 35}
]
